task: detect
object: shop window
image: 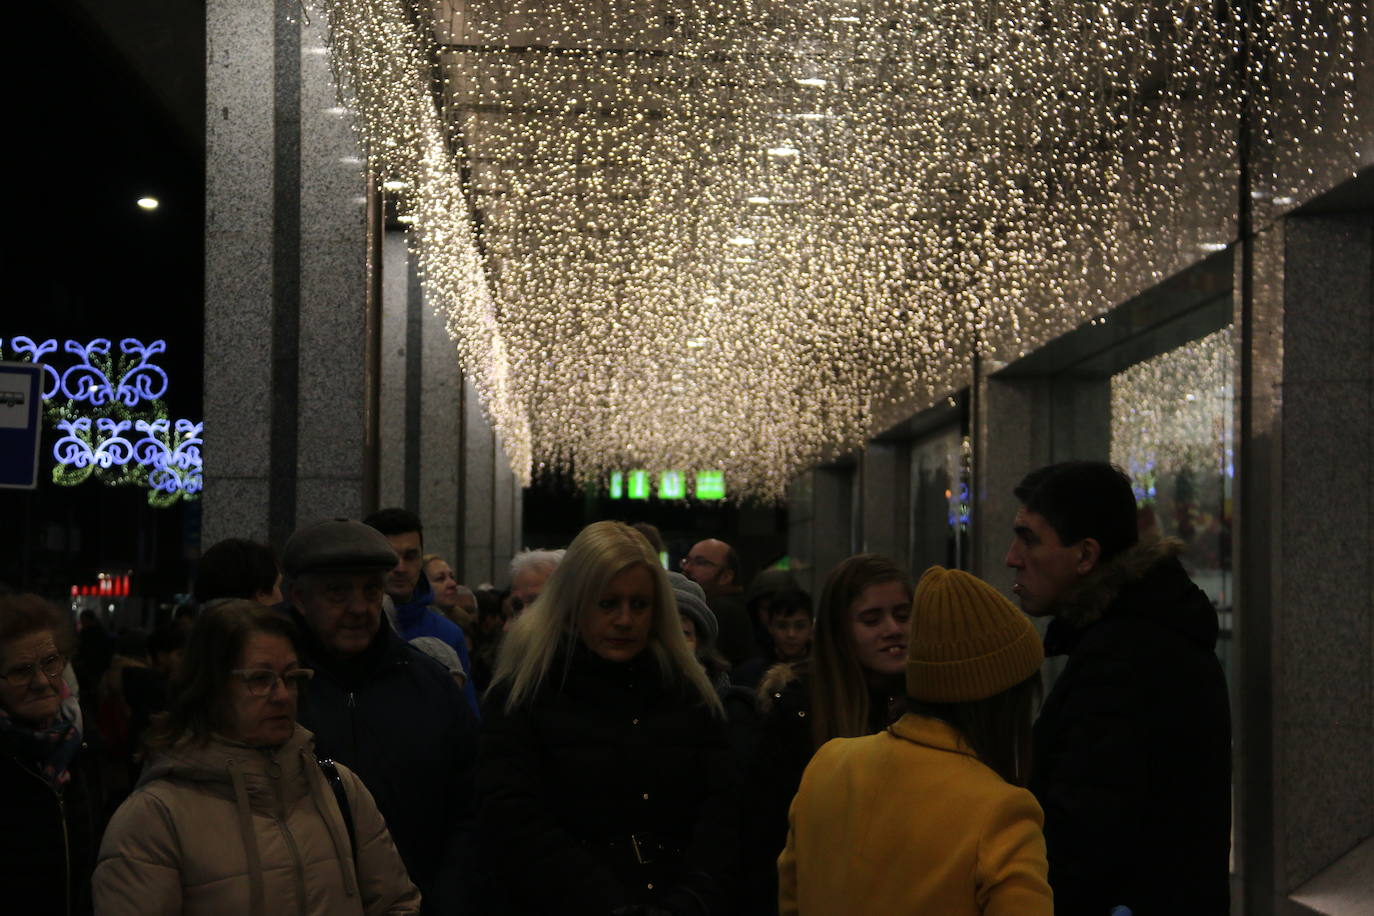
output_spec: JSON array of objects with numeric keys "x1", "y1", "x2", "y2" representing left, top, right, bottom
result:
[{"x1": 1110, "y1": 325, "x2": 1234, "y2": 680}]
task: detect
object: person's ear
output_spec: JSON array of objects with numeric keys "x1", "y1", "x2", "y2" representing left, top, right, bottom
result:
[
  {"x1": 719, "y1": 567, "x2": 735, "y2": 587},
  {"x1": 1076, "y1": 538, "x2": 1102, "y2": 575}
]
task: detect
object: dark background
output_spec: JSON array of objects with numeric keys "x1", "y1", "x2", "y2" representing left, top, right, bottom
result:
[{"x1": 0, "y1": 1, "x2": 206, "y2": 601}]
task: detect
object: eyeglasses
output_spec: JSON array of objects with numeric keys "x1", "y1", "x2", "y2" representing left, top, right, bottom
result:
[
  {"x1": 231, "y1": 668, "x2": 314, "y2": 697},
  {"x1": 1, "y1": 652, "x2": 66, "y2": 687},
  {"x1": 681, "y1": 555, "x2": 720, "y2": 570}
]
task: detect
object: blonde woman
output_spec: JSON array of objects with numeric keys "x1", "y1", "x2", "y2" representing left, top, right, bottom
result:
[{"x1": 477, "y1": 521, "x2": 738, "y2": 916}]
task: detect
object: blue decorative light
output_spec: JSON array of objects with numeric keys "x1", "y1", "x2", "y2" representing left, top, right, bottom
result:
[{"x1": 1, "y1": 337, "x2": 200, "y2": 505}]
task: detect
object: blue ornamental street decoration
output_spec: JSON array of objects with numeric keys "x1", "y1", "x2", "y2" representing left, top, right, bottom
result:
[{"x1": 0, "y1": 337, "x2": 201, "y2": 507}]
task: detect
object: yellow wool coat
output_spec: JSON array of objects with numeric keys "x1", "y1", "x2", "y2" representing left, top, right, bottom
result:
[{"x1": 778, "y1": 713, "x2": 1052, "y2": 916}]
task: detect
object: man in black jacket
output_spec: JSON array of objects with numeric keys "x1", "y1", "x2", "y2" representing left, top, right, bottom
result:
[
  {"x1": 282, "y1": 517, "x2": 478, "y2": 915},
  {"x1": 1005, "y1": 461, "x2": 1231, "y2": 916}
]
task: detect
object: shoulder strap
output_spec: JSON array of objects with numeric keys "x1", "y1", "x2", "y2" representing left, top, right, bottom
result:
[{"x1": 316, "y1": 757, "x2": 358, "y2": 859}]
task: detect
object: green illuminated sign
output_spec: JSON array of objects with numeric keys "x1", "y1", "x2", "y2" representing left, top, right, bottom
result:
[
  {"x1": 627, "y1": 469, "x2": 649, "y2": 500},
  {"x1": 659, "y1": 470, "x2": 685, "y2": 499},
  {"x1": 609, "y1": 470, "x2": 623, "y2": 499},
  {"x1": 695, "y1": 470, "x2": 726, "y2": 500}
]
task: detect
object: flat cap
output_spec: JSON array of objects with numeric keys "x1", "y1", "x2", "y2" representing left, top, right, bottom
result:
[{"x1": 282, "y1": 518, "x2": 397, "y2": 577}]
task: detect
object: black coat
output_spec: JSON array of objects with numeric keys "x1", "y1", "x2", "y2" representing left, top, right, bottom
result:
[
  {"x1": 477, "y1": 644, "x2": 740, "y2": 916},
  {"x1": 1031, "y1": 539, "x2": 1232, "y2": 916},
  {"x1": 289, "y1": 610, "x2": 479, "y2": 915},
  {"x1": 0, "y1": 741, "x2": 106, "y2": 916}
]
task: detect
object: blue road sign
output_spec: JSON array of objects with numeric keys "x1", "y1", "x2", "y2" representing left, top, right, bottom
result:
[{"x1": 0, "y1": 362, "x2": 43, "y2": 489}]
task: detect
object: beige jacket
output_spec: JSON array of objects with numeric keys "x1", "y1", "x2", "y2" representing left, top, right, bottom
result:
[{"x1": 93, "y1": 725, "x2": 421, "y2": 916}]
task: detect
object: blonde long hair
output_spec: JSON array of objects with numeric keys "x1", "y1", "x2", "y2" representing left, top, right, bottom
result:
[{"x1": 493, "y1": 521, "x2": 723, "y2": 716}]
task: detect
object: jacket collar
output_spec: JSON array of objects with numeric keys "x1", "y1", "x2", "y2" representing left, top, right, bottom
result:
[
  {"x1": 1050, "y1": 536, "x2": 1186, "y2": 630},
  {"x1": 888, "y1": 713, "x2": 976, "y2": 758},
  {"x1": 1044, "y1": 536, "x2": 1218, "y2": 655}
]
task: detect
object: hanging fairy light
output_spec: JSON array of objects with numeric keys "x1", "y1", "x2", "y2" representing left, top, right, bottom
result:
[{"x1": 310, "y1": 0, "x2": 1366, "y2": 500}]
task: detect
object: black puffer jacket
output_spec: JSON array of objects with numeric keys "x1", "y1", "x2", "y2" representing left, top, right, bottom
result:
[
  {"x1": 288, "y1": 610, "x2": 478, "y2": 915},
  {"x1": 477, "y1": 643, "x2": 739, "y2": 916},
  {"x1": 1032, "y1": 538, "x2": 1232, "y2": 916},
  {"x1": 0, "y1": 741, "x2": 105, "y2": 915}
]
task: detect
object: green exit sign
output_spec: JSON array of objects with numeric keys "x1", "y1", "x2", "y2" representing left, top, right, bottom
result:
[
  {"x1": 659, "y1": 470, "x2": 685, "y2": 499},
  {"x1": 606, "y1": 469, "x2": 724, "y2": 500},
  {"x1": 695, "y1": 470, "x2": 726, "y2": 500}
]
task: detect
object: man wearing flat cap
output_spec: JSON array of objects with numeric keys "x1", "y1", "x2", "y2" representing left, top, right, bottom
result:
[{"x1": 283, "y1": 518, "x2": 478, "y2": 914}]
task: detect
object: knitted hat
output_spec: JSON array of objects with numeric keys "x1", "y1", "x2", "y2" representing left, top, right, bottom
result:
[
  {"x1": 665, "y1": 570, "x2": 718, "y2": 645},
  {"x1": 282, "y1": 518, "x2": 398, "y2": 578},
  {"x1": 906, "y1": 566, "x2": 1043, "y2": 703}
]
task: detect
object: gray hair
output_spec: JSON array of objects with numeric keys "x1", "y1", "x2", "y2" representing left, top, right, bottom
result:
[
  {"x1": 454, "y1": 585, "x2": 475, "y2": 601},
  {"x1": 509, "y1": 549, "x2": 565, "y2": 582}
]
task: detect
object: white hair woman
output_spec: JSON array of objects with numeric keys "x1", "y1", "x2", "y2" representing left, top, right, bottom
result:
[{"x1": 477, "y1": 521, "x2": 737, "y2": 916}]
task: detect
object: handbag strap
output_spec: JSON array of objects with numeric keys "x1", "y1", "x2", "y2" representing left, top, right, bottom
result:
[{"x1": 317, "y1": 757, "x2": 358, "y2": 859}]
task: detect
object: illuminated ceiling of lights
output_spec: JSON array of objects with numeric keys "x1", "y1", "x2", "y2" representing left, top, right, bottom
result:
[{"x1": 318, "y1": 0, "x2": 1365, "y2": 500}]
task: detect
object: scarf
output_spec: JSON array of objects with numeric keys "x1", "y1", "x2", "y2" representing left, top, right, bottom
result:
[{"x1": 0, "y1": 689, "x2": 83, "y2": 790}]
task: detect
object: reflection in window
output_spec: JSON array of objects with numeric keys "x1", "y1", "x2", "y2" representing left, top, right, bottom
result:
[
  {"x1": 909, "y1": 427, "x2": 971, "y2": 573},
  {"x1": 1110, "y1": 326, "x2": 1234, "y2": 678}
]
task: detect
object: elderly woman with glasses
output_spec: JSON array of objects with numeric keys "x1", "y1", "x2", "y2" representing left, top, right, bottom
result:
[
  {"x1": 93, "y1": 600, "x2": 421, "y2": 916},
  {"x1": 0, "y1": 593, "x2": 105, "y2": 914}
]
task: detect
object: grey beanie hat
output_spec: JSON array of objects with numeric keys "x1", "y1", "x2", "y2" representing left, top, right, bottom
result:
[
  {"x1": 282, "y1": 518, "x2": 398, "y2": 577},
  {"x1": 665, "y1": 570, "x2": 718, "y2": 645},
  {"x1": 409, "y1": 636, "x2": 465, "y2": 678}
]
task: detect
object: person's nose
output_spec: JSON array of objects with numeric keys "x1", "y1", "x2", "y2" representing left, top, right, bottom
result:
[
  {"x1": 610, "y1": 603, "x2": 633, "y2": 628},
  {"x1": 346, "y1": 586, "x2": 371, "y2": 615},
  {"x1": 1005, "y1": 541, "x2": 1023, "y2": 569}
]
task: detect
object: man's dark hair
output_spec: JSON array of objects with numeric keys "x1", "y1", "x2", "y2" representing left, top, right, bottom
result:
[
  {"x1": 364, "y1": 507, "x2": 424, "y2": 540},
  {"x1": 1013, "y1": 461, "x2": 1139, "y2": 562},
  {"x1": 631, "y1": 522, "x2": 666, "y2": 554},
  {"x1": 765, "y1": 588, "x2": 813, "y2": 621},
  {"x1": 193, "y1": 538, "x2": 280, "y2": 604}
]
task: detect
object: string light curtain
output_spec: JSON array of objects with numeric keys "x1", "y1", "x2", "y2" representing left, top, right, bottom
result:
[{"x1": 316, "y1": 0, "x2": 1366, "y2": 501}]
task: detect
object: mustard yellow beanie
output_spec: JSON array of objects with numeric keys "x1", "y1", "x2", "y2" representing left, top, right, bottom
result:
[{"x1": 906, "y1": 566, "x2": 1044, "y2": 703}]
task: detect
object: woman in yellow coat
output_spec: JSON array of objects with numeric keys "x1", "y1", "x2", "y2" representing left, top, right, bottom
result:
[{"x1": 778, "y1": 566, "x2": 1053, "y2": 916}]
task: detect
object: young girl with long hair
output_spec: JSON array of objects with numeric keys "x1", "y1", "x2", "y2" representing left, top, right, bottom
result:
[
  {"x1": 778, "y1": 566, "x2": 1051, "y2": 915},
  {"x1": 742, "y1": 553, "x2": 913, "y2": 914}
]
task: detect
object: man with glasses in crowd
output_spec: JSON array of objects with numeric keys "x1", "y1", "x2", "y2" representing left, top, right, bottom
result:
[{"x1": 682, "y1": 537, "x2": 755, "y2": 665}]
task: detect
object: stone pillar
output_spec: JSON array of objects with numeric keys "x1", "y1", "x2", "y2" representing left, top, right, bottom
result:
[
  {"x1": 970, "y1": 370, "x2": 1050, "y2": 585},
  {"x1": 787, "y1": 465, "x2": 856, "y2": 597},
  {"x1": 203, "y1": 0, "x2": 370, "y2": 549},
  {"x1": 375, "y1": 230, "x2": 520, "y2": 583},
  {"x1": 1234, "y1": 211, "x2": 1374, "y2": 916},
  {"x1": 858, "y1": 443, "x2": 908, "y2": 562}
]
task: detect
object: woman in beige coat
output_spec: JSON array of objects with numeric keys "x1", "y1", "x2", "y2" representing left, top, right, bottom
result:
[{"x1": 94, "y1": 600, "x2": 420, "y2": 916}]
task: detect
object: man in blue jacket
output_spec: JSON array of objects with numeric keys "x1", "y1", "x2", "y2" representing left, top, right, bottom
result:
[
  {"x1": 365, "y1": 507, "x2": 480, "y2": 717},
  {"x1": 282, "y1": 517, "x2": 478, "y2": 914},
  {"x1": 1005, "y1": 461, "x2": 1231, "y2": 915}
]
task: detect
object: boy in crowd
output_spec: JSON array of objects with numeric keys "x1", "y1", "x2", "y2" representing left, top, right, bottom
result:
[{"x1": 731, "y1": 588, "x2": 813, "y2": 689}]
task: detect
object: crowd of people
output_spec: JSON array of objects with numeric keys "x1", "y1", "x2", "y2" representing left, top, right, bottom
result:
[{"x1": 0, "y1": 460, "x2": 1232, "y2": 915}]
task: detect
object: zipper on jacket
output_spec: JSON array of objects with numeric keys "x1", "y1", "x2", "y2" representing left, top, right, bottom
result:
[
  {"x1": 60, "y1": 794, "x2": 70, "y2": 916},
  {"x1": 276, "y1": 813, "x2": 310, "y2": 916},
  {"x1": 16, "y1": 760, "x2": 71, "y2": 916}
]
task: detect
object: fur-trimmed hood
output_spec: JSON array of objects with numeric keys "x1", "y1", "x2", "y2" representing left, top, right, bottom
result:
[{"x1": 1045, "y1": 536, "x2": 1218, "y2": 656}]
